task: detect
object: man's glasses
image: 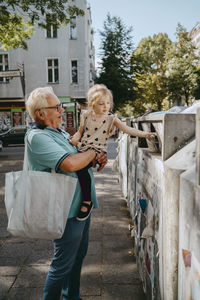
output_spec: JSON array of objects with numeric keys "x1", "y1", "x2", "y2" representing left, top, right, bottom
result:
[{"x1": 39, "y1": 103, "x2": 64, "y2": 112}]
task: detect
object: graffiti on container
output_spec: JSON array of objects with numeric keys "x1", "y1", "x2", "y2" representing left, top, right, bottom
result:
[
  {"x1": 134, "y1": 193, "x2": 156, "y2": 297},
  {"x1": 146, "y1": 239, "x2": 155, "y2": 288},
  {"x1": 141, "y1": 200, "x2": 154, "y2": 239}
]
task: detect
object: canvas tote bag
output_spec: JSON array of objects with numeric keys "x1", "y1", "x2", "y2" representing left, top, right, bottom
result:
[{"x1": 4, "y1": 143, "x2": 77, "y2": 240}]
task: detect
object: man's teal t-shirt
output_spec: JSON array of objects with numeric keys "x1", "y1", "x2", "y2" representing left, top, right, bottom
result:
[{"x1": 26, "y1": 125, "x2": 98, "y2": 218}]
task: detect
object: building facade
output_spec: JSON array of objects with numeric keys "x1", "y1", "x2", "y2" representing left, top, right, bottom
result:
[
  {"x1": 190, "y1": 22, "x2": 200, "y2": 48},
  {"x1": 0, "y1": 0, "x2": 95, "y2": 132}
]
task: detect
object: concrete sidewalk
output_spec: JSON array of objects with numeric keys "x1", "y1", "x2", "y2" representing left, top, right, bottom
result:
[{"x1": 0, "y1": 139, "x2": 145, "y2": 300}]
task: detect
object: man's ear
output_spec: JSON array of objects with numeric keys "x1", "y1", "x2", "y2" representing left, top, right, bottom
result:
[{"x1": 35, "y1": 110, "x2": 45, "y2": 120}]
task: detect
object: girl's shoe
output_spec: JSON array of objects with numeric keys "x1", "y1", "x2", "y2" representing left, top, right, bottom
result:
[{"x1": 76, "y1": 202, "x2": 93, "y2": 221}]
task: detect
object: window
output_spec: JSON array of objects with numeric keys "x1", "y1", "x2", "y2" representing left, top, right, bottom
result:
[
  {"x1": 0, "y1": 54, "x2": 9, "y2": 83},
  {"x1": 46, "y1": 14, "x2": 57, "y2": 38},
  {"x1": 71, "y1": 60, "x2": 78, "y2": 83},
  {"x1": 47, "y1": 59, "x2": 59, "y2": 83},
  {"x1": 70, "y1": 17, "x2": 77, "y2": 40}
]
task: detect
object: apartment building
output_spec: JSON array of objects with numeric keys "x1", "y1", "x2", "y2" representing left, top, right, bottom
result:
[
  {"x1": 190, "y1": 22, "x2": 200, "y2": 48},
  {"x1": 0, "y1": 0, "x2": 95, "y2": 132}
]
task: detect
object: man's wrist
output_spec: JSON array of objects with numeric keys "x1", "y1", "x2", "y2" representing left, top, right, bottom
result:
[
  {"x1": 93, "y1": 150, "x2": 98, "y2": 159},
  {"x1": 88, "y1": 149, "x2": 97, "y2": 159}
]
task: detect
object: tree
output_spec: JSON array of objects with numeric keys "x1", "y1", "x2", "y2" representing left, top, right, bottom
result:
[
  {"x1": 131, "y1": 33, "x2": 172, "y2": 112},
  {"x1": 0, "y1": 0, "x2": 84, "y2": 50},
  {"x1": 96, "y1": 13, "x2": 134, "y2": 111},
  {"x1": 166, "y1": 24, "x2": 200, "y2": 106}
]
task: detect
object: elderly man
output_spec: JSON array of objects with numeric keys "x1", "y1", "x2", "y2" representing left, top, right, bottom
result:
[{"x1": 26, "y1": 86, "x2": 107, "y2": 300}]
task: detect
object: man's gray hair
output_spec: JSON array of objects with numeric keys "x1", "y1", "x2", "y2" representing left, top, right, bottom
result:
[{"x1": 26, "y1": 86, "x2": 55, "y2": 120}]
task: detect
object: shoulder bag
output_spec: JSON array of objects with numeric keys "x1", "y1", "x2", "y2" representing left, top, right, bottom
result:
[{"x1": 4, "y1": 143, "x2": 77, "y2": 240}]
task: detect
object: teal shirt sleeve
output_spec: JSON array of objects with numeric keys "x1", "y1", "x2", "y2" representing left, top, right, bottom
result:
[{"x1": 27, "y1": 129, "x2": 75, "y2": 171}]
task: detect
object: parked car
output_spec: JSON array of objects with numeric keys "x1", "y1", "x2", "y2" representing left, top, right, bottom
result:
[
  {"x1": 0, "y1": 140, "x2": 2, "y2": 151},
  {"x1": 0, "y1": 125, "x2": 27, "y2": 146}
]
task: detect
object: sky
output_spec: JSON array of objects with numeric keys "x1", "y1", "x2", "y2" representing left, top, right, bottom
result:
[{"x1": 88, "y1": 0, "x2": 200, "y2": 66}]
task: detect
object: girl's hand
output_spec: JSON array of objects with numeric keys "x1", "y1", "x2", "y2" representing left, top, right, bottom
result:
[
  {"x1": 92, "y1": 152, "x2": 108, "y2": 171},
  {"x1": 70, "y1": 131, "x2": 82, "y2": 146},
  {"x1": 69, "y1": 136, "x2": 79, "y2": 146},
  {"x1": 144, "y1": 132, "x2": 157, "y2": 140}
]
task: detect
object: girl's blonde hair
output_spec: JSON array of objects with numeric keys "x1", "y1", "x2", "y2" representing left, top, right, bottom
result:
[{"x1": 87, "y1": 84, "x2": 113, "y2": 110}]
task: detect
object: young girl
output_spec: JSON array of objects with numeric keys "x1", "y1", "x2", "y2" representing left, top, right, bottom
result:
[{"x1": 71, "y1": 84, "x2": 156, "y2": 221}]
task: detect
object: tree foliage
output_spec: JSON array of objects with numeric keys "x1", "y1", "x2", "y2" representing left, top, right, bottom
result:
[
  {"x1": 166, "y1": 24, "x2": 200, "y2": 106},
  {"x1": 0, "y1": 0, "x2": 84, "y2": 50},
  {"x1": 96, "y1": 13, "x2": 134, "y2": 111},
  {"x1": 131, "y1": 33, "x2": 172, "y2": 112},
  {"x1": 131, "y1": 25, "x2": 200, "y2": 114}
]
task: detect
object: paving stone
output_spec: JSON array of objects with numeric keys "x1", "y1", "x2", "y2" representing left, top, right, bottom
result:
[
  {"x1": 26, "y1": 249, "x2": 53, "y2": 265},
  {"x1": 87, "y1": 240, "x2": 102, "y2": 255},
  {"x1": 0, "y1": 207, "x2": 6, "y2": 215},
  {"x1": 103, "y1": 247, "x2": 135, "y2": 264},
  {"x1": 0, "y1": 265, "x2": 21, "y2": 276},
  {"x1": 103, "y1": 234, "x2": 132, "y2": 249},
  {"x1": 6, "y1": 287, "x2": 44, "y2": 300},
  {"x1": 81, "y1": 297, "x2": 101, "y2": 300},
  {"x1": 0, "y1": 227, "x2": 10, "y2": 238},
  {"x1": 103, "y1": 205, "x2": 130, "y2": 216},
  {"x1": 89, "y1": 229, "x2": 103, "y2": 241},
  {"x1": 0, "y1": 276, "x2": 16, "y2": 298},
  {"x1": 12, "y1": 265, "x2": 48, "y2": 288},
  {"x1": 102, "y1": 263, "x2": 141, "y2": 284},
  {"x1": 0, "y1": 214, "x2": 8, "y2": 226},
  {"x1": 0, "y1": 242, "x2": 33, "y2": 259},
  {"x1": 0, "y1": 256, "x2": 27, "y2": 266},
  {"x1": 1, "y1": 236, "x2": 34, "y2": 244},
  {"x1": 80, "y1": 272, "x2": 101, "y2": 296},
  {"x1": 102, "y1": 219, "x2": 130, "y2": 235},
  {"x1": 83, "y1": 254, "x2": 102, "y2": 268},
  {"x1": 34, "y1": 239, "x2": 53, "y2": 250},
  {"x1": 102, "y1": 284, "x2": 145, "y2": 300}
]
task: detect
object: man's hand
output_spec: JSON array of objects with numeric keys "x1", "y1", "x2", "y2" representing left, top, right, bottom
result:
[{"x1": 92, "y1": 152, "x2": 108, "y2": 171}]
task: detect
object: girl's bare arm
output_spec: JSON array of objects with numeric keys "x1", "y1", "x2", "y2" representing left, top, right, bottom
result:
[
  {"x1": 113, "y1": 117, "x2": 156, "y2": 139},
  {"x1": 70, "y1": 125, "x2": 84, "y2": 146}
]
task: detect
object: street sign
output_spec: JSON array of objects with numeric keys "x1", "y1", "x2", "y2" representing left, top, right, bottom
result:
[
  {"x1": 0, "y1": 70, "x2": 21, "y2": 77},
  {"x1": 17, "y1": 64, "x2": 23, "y2": 71}
]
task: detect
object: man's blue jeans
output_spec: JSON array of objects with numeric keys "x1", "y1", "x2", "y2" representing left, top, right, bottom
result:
[{"x1": 43, "y1": 216, "x2": 91, "y2": 300}]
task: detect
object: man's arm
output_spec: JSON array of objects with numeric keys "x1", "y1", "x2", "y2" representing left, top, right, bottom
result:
[{"x1": 59, "y1": 149, "x2": 96, "y2": 172}]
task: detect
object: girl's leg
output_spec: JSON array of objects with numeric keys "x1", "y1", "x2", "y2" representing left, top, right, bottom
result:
[
  {"x1": 76, "y1": 164, "x2": 93, "y2": 220},
  {"x1": 43, "y1": 217, "x2": 91, "y2": 300},
  {"x1": 76, "y1": 163, "x2": 92, "y2": 203}
]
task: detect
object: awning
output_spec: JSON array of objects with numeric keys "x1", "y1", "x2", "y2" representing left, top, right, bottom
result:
[
  {"x1": 0, "y1": 98, "x2": 24, "y2": 103},
  {"x1": 58, "y1": 96, "x2": 73, "y2": 103}
]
